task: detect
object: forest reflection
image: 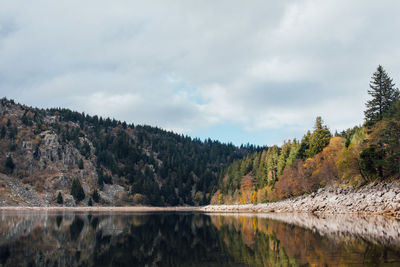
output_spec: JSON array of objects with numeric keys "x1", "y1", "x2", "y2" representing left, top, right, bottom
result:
[{"x1": 0, "y1": 211, "x2": 399, "y2": 266}]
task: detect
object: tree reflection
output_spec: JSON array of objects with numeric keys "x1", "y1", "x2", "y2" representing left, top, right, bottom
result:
[
  {"x1": 70, "y1": 216, "x2": 84, "y2": 241},
  {"x1": 0, "y1": 211, "x2": 398, "y2": 266}
]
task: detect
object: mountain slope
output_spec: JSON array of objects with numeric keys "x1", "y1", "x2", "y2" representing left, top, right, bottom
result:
[{"x1": 0, "y1": 98, "x2": 260, "y2": 206}]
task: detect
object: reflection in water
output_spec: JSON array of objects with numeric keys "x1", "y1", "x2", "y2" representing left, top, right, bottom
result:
[{"x1": 0, "y1": 211, "x2": 399, "y2": 266}]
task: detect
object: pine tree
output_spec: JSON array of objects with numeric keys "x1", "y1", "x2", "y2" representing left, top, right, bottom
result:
[
  {"x1": 298, "y1": 130, "x2": 311, "y2": 159},
  {"x1": 256, "y1": 150, "x2": 268, "y2": 187},
  {"x1": 277, "y1": 141, "x2": 291, "y2": 175},
  {"x1": 0, "y1": 126, "x2": 6, "y2": 139},
  {"x1": 365, "y1": 65, "x2": 399, "y2": 124},
  {"x1": 5, "y1": 156, "x2": 15, "y2": 174},
  {"x1": 57, "y1": 192, "x2": 63, "y2": 204},
  {"x1": 88, "y1": 198, "x2": 93, "y2": 206},
  {"x1": 266, "y1": 146, "x2": 279, "y2": 185},
  {"x1": 92, "y1": 189, "x2": 100, "y2": 203},
  {"x1": 71, "y1": 178, "x2": 85, "y2": 202},
  {"x1": 78, "y1": 158, "x2": 84, "y2": 169},
  {"x1": 286, "y1": 139, "x2": 300, "y2": 166},
  {"x1": 308, "y1": 117, "x2": 331, "y2": 158}
]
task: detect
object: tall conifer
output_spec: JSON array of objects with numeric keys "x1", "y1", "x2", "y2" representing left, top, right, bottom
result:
[{"x1": 365, "y1": 65, "x2": 399, "y2": 123}]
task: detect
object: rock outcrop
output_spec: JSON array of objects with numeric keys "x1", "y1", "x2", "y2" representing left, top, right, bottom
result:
[{"x1": 0, "y1": 99, "x2": 111, "y2": 206}]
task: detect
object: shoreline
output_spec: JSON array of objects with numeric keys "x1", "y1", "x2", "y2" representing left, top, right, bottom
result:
[
  {"x1": 201, "y1": 181, "x2": 400, "y2": 217},
  {"x1": 0, "y1": 206, "x2": 203, "y2": 212},
  {"x1": 1, "y1": 181, "x2": 399, "y2": 216}
]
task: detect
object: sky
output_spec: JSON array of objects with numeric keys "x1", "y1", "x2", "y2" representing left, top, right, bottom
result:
[{"x1": 1, "y1": 0, "x2": 400, "y2": 146}]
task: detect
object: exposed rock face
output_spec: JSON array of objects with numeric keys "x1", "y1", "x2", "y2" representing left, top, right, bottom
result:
[
  {"x1": 100, "y1": 184, "x2": 125, "y2": 204},
  {"x1": 0, "y1": 127, "x2": 99, "y2": 206},
  {"x1": 201, "y1": 181, "x2": 400, "y2": 217},
  {"x1": 0, "y1": 100, "x2": 116, "y2": 206}
]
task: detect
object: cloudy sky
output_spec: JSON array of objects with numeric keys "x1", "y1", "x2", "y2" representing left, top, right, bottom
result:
[{"x1": 1, "y1": 0, "x2": 400, "y2": 146}]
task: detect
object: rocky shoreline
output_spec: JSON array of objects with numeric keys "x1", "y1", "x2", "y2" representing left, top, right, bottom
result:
[
  {"x1": 200, "y1": 181, "x2": 400, "y2": 217},
  {"x1": 1, "y1": 181, "x2": 399, "y2": 217}
]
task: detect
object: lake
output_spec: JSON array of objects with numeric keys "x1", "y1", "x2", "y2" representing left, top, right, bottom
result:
[{"x1": 0, "y1": 210, "x2": 399, "y2": 266}]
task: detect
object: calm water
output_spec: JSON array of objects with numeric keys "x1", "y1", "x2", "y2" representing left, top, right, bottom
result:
[{"x1": 0, "y1": 211, "x2": 399, "y2": 266}]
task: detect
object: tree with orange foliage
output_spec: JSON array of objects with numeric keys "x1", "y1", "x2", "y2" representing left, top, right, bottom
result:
[{"x1": 274, "y1": 137, "x2": 345, "y2": 200}]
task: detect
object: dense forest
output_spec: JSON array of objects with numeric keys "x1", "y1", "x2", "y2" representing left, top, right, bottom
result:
[
  {"x1": 212, "y1": 65, "x2": 400, "y2": 204},
  {"x1": 0, "y1": 98, "x2": 262, "y2": 206}
]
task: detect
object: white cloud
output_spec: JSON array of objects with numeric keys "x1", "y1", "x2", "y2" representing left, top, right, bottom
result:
[{"x1": 1, "y1": 0, "x2": 400, "y2": 145}]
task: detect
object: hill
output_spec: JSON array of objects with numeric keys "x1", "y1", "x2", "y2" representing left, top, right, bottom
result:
[{"x1": 0, "y1": 98, "x2": 260, "y2": 206}]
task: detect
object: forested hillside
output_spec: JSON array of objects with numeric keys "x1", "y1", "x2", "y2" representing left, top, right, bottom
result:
[
  {"x1": 0, "y1": 65, "x2": 398, "y2": 207},
  {"x1": 212, "y1": 65, "x2": 400, "y2": 204},
  {"x1": 0, "y1": 98, "x2": 261, "y2": 206}
]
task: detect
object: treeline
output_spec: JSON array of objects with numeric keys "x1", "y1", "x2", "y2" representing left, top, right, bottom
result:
[
  {"x1": 214, "y1": 116, "x2": 332, "y2": 203},
  {"x1": 0, "y1": 97, "x2": 262, "y2": 206},
  {"x1": 50, "y1": 108, "x2": 263, "y2": 205},
  {"x1": 213, "y1": 65, "x2": 400, "y2": 204}
]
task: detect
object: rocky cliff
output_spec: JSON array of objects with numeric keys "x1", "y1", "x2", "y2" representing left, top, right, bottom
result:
[{"x1": 0, "y1": 100, "x2": 127, "y2": 206}]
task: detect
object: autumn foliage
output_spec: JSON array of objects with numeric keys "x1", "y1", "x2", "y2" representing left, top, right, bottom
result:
[
  {"x1": 212, "y1": 65, "x2": 400, "y2": 205},
  {"x1": 273, "y1": 137, "x2": 345, "y2": 200}
]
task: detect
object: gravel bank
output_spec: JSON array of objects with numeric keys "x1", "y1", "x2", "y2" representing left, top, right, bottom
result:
[{"x1": 201, "y1": 181, "x2": 400, "y2": 217}]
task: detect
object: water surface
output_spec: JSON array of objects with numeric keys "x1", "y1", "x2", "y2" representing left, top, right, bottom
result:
[{"x1": 0, "y1": 211, "x2": 399, "y2": 266}]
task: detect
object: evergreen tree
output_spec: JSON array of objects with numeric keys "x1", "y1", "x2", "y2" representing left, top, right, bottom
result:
[
  {"x1": 239, "y1": 155, "x2": 252, "y2": 176},
  {"x1": 286, "y1": 139, "x2": 300, "y2": 166},
  {"x1": 380, "y1": 119, "x2": 400, "y2": 176},
  {"x1": 8, "y1": 127, "x2": 17, "y2": 140},
  {"x1": 5, "y1": 156, "x2": 15, "y2": 174},
  {"x1": 92, "y1": 189, "x2": 100, "y2": 203},
  {"x1": 266, "y1": 146, "x2": 279, "y2": 185},
  {"x1": 365, "y1": 65, "x2": 399, "y2": 124},
  {"x1": 78, "y1": 158, "x2": 84, "y2": 169},
  {"x1": 277, "y1": 141, "x2": 291, "y2": 175},
  {"x1": 252, "y1": 152, "x2": 261, "y2": 173},
  {"x1": 0, "y1": 126, "x2": 6, "y2": 139},
  {"x1": 57, "y1": 192, "x2": 63, "y2": 204},
  {"x1": 21, "y1": 112, "x2": 29, "y2": 125},
  {"x1": 297, "y1": 131, "x2": 311, "y2": 159},
  {"x1": 256, "y1": 150, "x2": 268, "y2": 186},
  {"x1": 71, "y1": 178, "x2": 85, "y2": 202},
  {"x1": 308, "y1": 117, "x2": 331, "y2": 158},
  {"x1": 97, "y1": 172, "x2": 104, "y2": 190},
  {"x1": 88, "y1": 198, "x2": 93, "y2": 206}
]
